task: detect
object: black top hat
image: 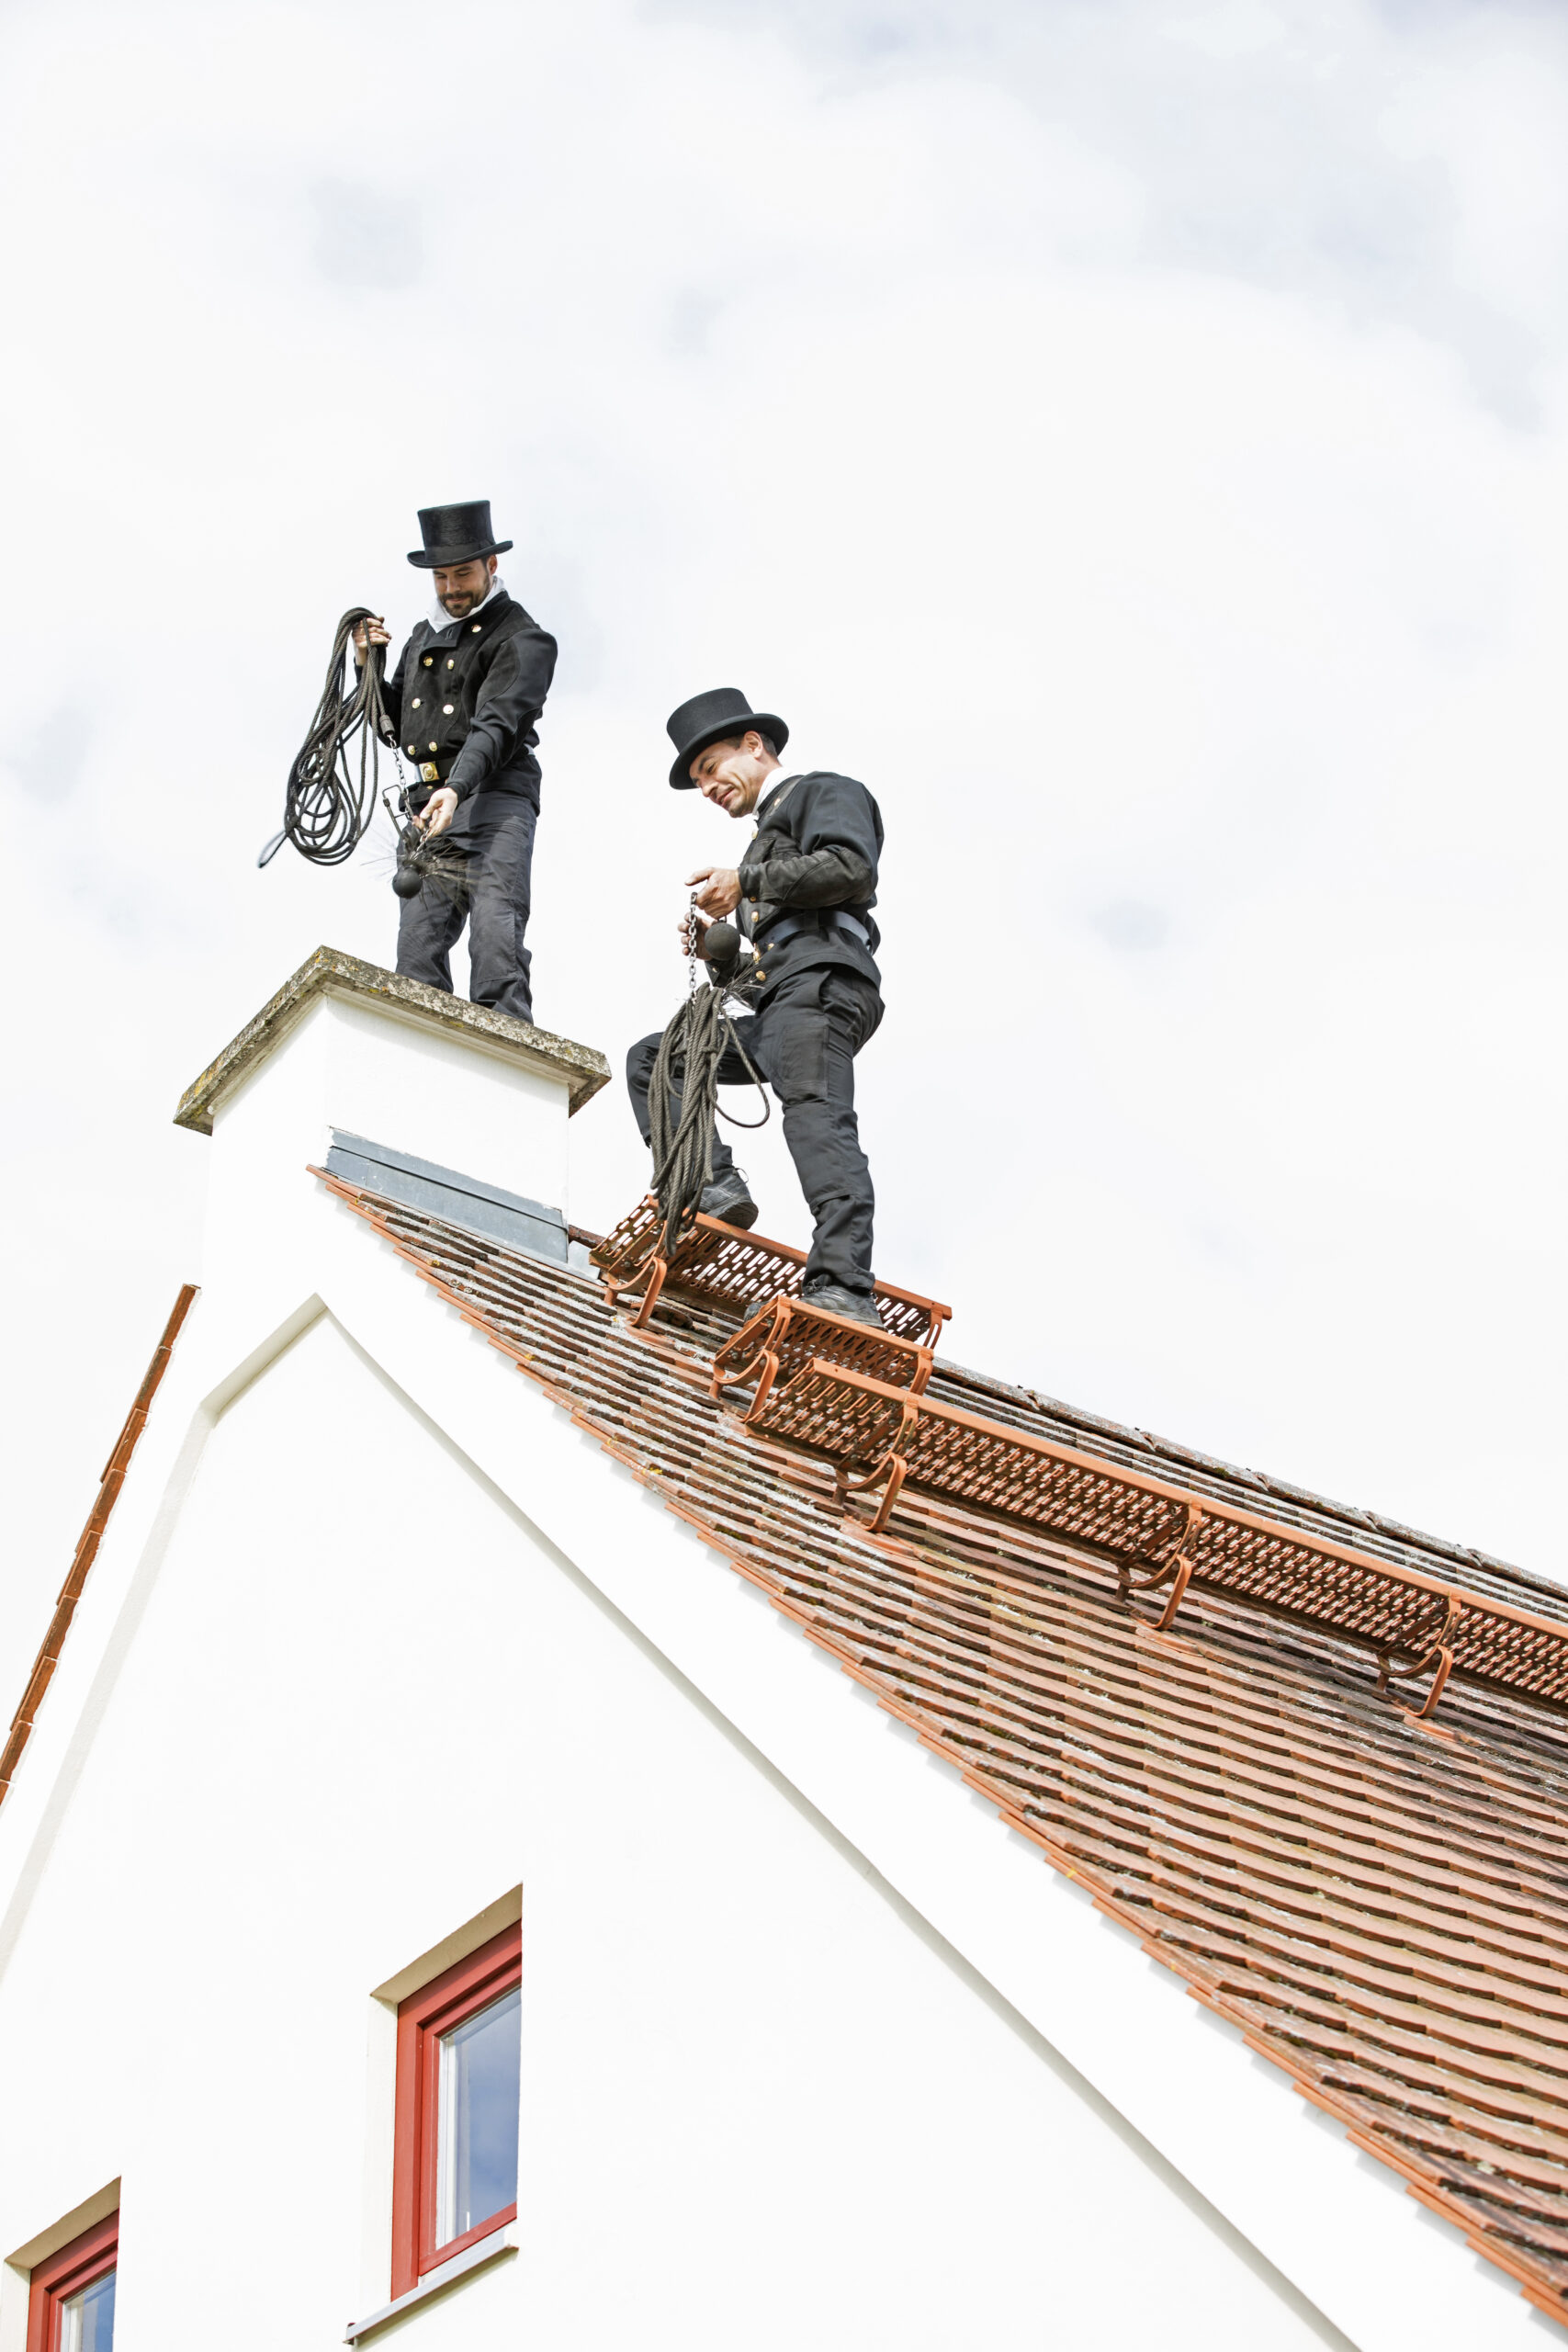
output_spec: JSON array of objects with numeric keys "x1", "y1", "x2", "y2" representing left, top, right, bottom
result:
[
  {"x1": 667, "y1": 686, "x2": 789, "y2": 789},
  {"x1": 407, "y1": 499, "x2": 513, "y2": 569}
]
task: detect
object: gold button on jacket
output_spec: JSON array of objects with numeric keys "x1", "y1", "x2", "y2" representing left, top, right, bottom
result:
[{"x1": 381, "y1": 590, "x2": 557, "y2": 802}]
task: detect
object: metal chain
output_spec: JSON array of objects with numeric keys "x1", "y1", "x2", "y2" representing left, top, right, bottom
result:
[{"x1": 684, "y1": 889, "x2": 701, "y2": 995}]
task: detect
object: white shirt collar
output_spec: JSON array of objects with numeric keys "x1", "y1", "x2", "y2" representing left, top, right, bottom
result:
[
  {"x1": 428, "y1": 572, "x2": 506, "y2": 630},
  {"x1": 756, "y1": 762, "x2": 797, "y2": 810}
]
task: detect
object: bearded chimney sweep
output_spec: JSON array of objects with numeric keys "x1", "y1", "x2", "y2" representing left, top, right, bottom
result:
[
  {"x1": 355, "y1": 500, "x2": 556, "y2": 1026},
  {"x1": 625, "y1": 689, "x2": 886, "y2": 1328}
]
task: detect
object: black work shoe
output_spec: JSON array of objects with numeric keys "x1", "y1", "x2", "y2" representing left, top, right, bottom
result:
[
  {"x1": 800, "y1": 1280, "x2": 885, "y2": 1329},
  {"x1": 700, "y1": 1170, "x2": 759, "y2": 1229}
]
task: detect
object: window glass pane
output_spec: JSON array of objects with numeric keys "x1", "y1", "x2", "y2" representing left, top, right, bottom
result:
[
  {"x1": 436, "y1": 1984, "x2": 520, "y2": 2247},
  {"x1": 60, "y1": 2269, "x2": 115, "y2": 2352}
]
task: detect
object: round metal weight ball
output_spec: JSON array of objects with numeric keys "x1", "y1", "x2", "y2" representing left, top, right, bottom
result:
[
  {"x1": 700, "y1": 920, "x2": 739, "y2": 964},
  {"x1": 392, "y1": 864, "x2": 424, "y2": 899}
]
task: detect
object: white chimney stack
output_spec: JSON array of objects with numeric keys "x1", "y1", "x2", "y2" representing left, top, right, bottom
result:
[{"x1": 175, "y1": 946, "x2": 609, "y2": 1344}]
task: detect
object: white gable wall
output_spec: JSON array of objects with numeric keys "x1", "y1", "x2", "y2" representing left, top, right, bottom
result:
[{"x1": 0, "y1": 1309, "x2": 1345, "y2": 2351}]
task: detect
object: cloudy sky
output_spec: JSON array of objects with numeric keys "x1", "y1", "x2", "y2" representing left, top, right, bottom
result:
[{"x1": 4, "y1": 0, "x2": 1568, "y2": 1680}]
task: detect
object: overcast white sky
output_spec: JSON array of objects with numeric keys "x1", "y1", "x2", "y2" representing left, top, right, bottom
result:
[{"x1": 4, "y1": 0, "x2": 1568, "y2": 1684}]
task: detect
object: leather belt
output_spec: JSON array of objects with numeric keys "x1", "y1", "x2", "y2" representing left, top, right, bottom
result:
[{"x1": 754, "y1": 908, "x2": 871, "y2": 952}]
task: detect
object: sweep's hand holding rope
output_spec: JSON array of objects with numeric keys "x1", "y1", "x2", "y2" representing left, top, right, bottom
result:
[
  {"x1": 259, "y1": 608, "x2": 400, "y2": 868},
  {"x1": 646, "y1": 899, "x2": 769, "y2": 1262}
]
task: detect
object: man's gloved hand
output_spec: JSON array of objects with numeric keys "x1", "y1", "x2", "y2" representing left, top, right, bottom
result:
[{"x1": 417, "y1": 787, "x2": 458, "y2": 838}]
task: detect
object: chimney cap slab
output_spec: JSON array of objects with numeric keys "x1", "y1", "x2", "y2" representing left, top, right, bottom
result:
[{"x1": 174, "y1": 944, "x2": 611, "y2": 1136}]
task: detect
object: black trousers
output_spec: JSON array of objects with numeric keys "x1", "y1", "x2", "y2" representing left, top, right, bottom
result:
[
  {"x1": 626, "y1": 966, "x2": 883, "y2": 1294},
  {"x1": 396, "y1": 793, "x2": 537, "y2": 1024}
]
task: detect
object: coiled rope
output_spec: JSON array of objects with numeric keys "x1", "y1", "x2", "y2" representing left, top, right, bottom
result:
[
  {"x1": 259, "y1": 607, "x2": 396, "y2": 868},
  {"x1": 646, "y1": 907, "x2": 770, "y2": 1264}
]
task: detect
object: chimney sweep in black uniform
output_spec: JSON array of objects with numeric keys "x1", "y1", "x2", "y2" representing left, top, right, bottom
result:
[
  {"x1": 355, "y1": 501, "x2": 556, "y2": 1026},
  {"x1": 626, "y1": 688, "x2": 886, "y2": 1329}
]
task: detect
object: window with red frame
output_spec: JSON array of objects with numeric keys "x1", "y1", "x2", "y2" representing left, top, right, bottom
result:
[
  {"x1": 27, "y1": 2212, "x2": 118, "y2": 2352},
  {"x1": 390, "y1": 1921, "x2": 521, "y2": 2299}
]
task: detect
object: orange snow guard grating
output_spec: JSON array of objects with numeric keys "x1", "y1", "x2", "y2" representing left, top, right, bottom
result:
[
  {"x1": 591, "y1": 1195, "x2": 949, "y2": 1343},
  {"x1": 722, "y1": 1352, "x2": 1568, "y2": 1721},
  {"x1": 604, "y1": 1190, "x2": 1568, "y2": 1725}
]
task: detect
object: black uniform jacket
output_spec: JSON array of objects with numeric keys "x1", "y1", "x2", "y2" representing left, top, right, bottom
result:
[
  {"x1": 383, "y1": 590, "x2": 557, "y2": 808},
  {"x1": 735, "y1": 770, "x2": 883, "y2": 1004}
]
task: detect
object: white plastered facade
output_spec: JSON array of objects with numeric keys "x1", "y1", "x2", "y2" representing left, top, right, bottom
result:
[{"x1": 0, "y1": 978, "x2": 1541, "y2": 2350}]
